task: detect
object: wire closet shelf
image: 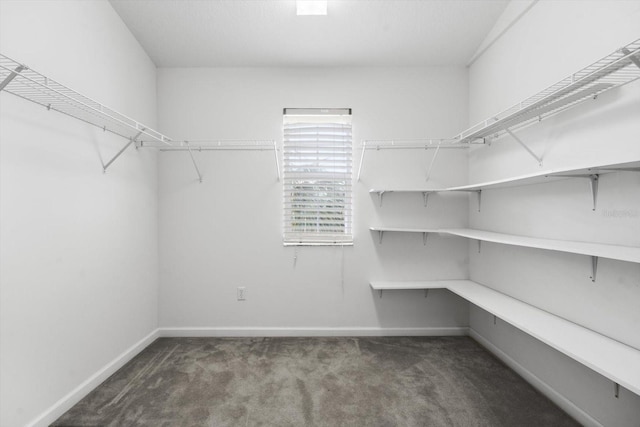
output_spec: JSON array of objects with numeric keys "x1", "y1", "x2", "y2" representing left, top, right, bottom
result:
[
  {"x1": 456, "y1": 38, "x2": 640, "y2": 144},
  {"x1": 0, "y1": 53, "x2": 172, "y2": 146}
]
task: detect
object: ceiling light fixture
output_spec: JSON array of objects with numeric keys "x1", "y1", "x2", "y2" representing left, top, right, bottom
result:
[{"x1": 296, "y1": 0, "x2": 327, "y2": 16}]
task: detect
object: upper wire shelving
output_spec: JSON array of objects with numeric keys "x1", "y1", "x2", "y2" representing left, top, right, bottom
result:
[
  {"x1": 0, "y1": 53, "x2": 173, "y2": 171},
  {"x1": 456, "y1": 39, "x2": 640, "y2": 146},
  {"x1": 0, "y1": 53, "x2": 280, "y2": 181},
  {"x1": 358, "y1": 39, "x2": 640, "y2": 178}
]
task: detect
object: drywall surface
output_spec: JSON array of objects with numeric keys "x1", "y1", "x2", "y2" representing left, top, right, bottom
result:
[
  {"x1": 157, "y1": 67, "x2": 470, "y2": 332},
  {"x1": 0, "y1": 1, "x2": 159, "y2": 426},
  {"x1": 467, "y1": 1, "x2": 640, "y2": 426}
]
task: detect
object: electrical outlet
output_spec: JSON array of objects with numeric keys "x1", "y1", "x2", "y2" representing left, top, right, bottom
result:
[{"x1": 237, "y1": 287, "x2": 246, "y2": 301}]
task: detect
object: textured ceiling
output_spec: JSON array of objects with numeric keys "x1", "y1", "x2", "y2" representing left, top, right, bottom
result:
[{"x1": 109, "y1": 0, "x2": 509, "y2": 67}]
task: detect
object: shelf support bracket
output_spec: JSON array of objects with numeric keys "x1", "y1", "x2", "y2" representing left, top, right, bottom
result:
[
  {"x1": 424, "y1": 289, "x2": 429, "y2": 298},
  {"x1": 377, "y1": 191, "x2": 385, "y2": 207},
  {"x1": 357, "y1": 141, "x2": 366, "y2": 182},
  {"x1": 0, "y1": 65, "x2": 26, "y2": 92},
  {"x1": 477, "y1": 190, "x2": 482, "y2": 212},
  {"x1": 425, "y1": 144, "x2": 441, "y2": 181},
  {"x1": 589, "y1": 174, "x2": 599, "y2": 211},
  {"x1": 379, "y1": 290, "x2": 383, "y2": 299},
  {"x1": 621, "y1": 48, "x2": 640, "y2": 70},
  {"x1": 590, "y1": 256, "x2": 598, "y2": 283},
  {"x1": 378, "y1": 230, "x2": 384, "y2": 244},
  {"x1": 614, "y1": 382, "x2": 620, "y2": 398},
  {"x1": 554, "y1": 174, "x2": 599, "y2": 210},
  {"x1": 103, "y1": 130, "x2": 143, "y2": 173},
  {"x1": 423, "y1": 232, "x2": 428, "y2": 246},
  {"x1": 422, "y1": 192, "x2": 430, "y2": 207},
  {"x1": 478, "y1": 240, "x2": 482, "y2": 253},
  {"x1": 185, "y1": 142, "x2": 203, "y2": 183},
  {"x1": 505, "y1": 128, "x2": 543, "y2": 166}
]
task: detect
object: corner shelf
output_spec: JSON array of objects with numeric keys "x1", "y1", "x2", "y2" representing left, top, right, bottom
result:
[
  {"x1": 369, "y1": 227, "x2": 640, "y2": 280},
  {"x1": 370, "y1": 160, "x2": 640, "y2": 210},
  {"x1": 369, "y1": 280, "x2": 640, "y2": 397}
]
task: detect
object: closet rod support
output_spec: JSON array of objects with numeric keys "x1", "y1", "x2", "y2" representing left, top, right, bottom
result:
[
  {"x1": 103, "y1": 130, "x2": 143, "y2": 172},
  {"x1": 356, "y1": 141, "x2": 366, "y2": 181},
  {"x1": 425, "y1": 144, "x2": 441, "y2": 181},
  {"x1": 186, "y1": 142, "x2": 203, "y2": 183},
  {"x1": 0, "y1": 65, "x2": 26, "y2": 91},
  {"x1": 621, "y1": 48, "x2": 640, "y2": 70},
  {"x1": 505, "y1": 128, "x2": 543, "y2": 166},
  {"x1": 273, "y1": 140, "x2": 281, "y2": 181}
]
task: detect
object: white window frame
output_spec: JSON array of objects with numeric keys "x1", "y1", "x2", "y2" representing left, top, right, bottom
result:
[{"x1": 283, "y1": 108, "x2": 353, "y2": 246}]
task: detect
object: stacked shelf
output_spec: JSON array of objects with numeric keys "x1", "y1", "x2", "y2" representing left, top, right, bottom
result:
[
  {"x1": 369, "y1": 227, "x2": 640, "y2": 263},
  {"x1": 369, "y1": 41, "x2": 640, "y2": 398},
  {"x1": 369, "y1": 280, "x2": 640, "y2": 397},
  {"x1": 370, "y1": 160, "x2": 640, "y2": 209}
]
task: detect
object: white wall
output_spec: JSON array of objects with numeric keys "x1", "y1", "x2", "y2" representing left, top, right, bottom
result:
[
  {"x1": 467, "y1": 1, "x2": 640, "y2": 426},
  {"x1": 0, "y1": 2, "x2": 159, "y2": 426},
  {"x1": 157, "y1": 67, "x2": 470, "y2": 333}
]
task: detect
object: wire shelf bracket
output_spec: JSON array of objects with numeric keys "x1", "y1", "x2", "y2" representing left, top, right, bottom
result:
[
  {"x1": 103, "y1": 130, "x2": 143, "y2": 173},
  {"x1": 504, "y1": 127, "x2": 543, "y2": 166}
]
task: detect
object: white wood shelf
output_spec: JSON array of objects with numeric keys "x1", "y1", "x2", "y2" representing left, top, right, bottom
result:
[
  {"x1": 369, "y1": 160, "x2": 640, "y2": 209},
  {"x1": 369, "y1": 280, "x2": 640, "y2": 396},
  {"x1": 369, "y1": 227, "x2": 640, "y2": 264}
]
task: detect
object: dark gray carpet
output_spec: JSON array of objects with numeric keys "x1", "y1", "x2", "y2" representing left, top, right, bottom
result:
[{"x1": 52, "y1": 336, "x2": 579, "y2": 426}]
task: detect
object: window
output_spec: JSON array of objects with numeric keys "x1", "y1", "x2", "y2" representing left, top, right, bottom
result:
[{"x1": 283, "y1": 108, "x2": 353, "y2": 245}]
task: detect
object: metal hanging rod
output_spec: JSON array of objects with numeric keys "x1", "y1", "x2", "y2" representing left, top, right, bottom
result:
[
  {"x1": 144, "y1": 139, "x2": 281, "y2": 183},
  {"x1": 357, "y1": 139, "x2": 469, "y2": 181},
  {"x1": 359, "y1": 139, "x2": 471, "y2": 150},
  {"x1": 140, "y1": 139, "x2": 277, "y2": 151}
]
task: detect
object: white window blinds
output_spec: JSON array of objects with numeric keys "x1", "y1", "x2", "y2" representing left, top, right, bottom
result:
[{"x1": 283, "y1": 109, "x2": 353, "y2": 245}]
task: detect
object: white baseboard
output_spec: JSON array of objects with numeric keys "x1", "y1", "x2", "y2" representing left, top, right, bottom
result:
[
  {"x1": 26, "y1": 328, "x2": 160, "y2": 427},
  {"x1": 469, "y1": 328, "x2": 602, "y2": 427},
  {"x1": 159, "y1": 326, "x2": 469, "y2": 337}
]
